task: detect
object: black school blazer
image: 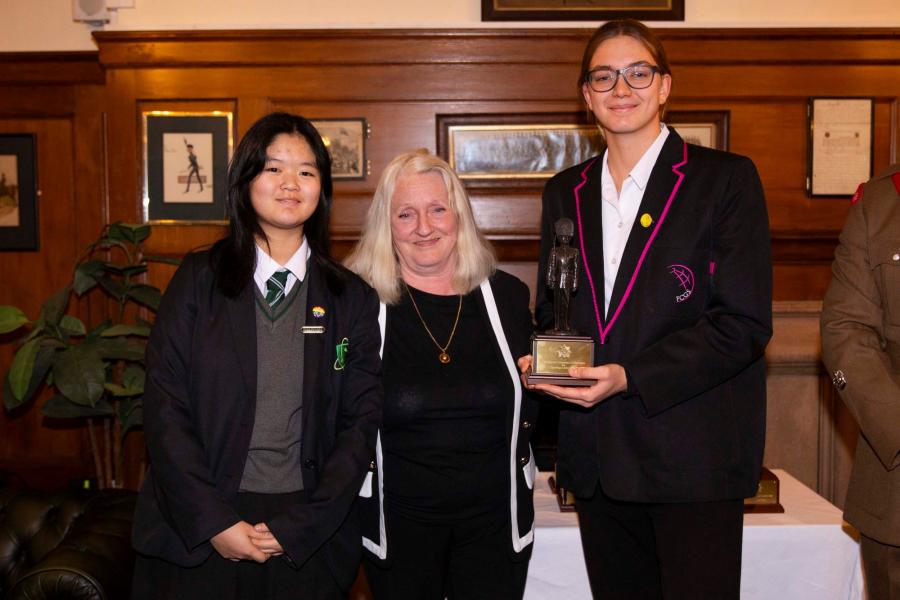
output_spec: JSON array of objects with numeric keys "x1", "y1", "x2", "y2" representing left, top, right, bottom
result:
[
  {"x1": 132, "y1": 250, "x2": 382, "y2": 590},
  {"x1": 536, "y1": 129, "x2": 773, "y2": 503},
  {"x1": 359, "y1": 270, "x2": 539, "y2": 565}
]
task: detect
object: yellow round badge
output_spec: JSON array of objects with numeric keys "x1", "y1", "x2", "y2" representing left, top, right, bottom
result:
[{"x1": 640, "y1": 213, "x2": 653, "y2": 228}]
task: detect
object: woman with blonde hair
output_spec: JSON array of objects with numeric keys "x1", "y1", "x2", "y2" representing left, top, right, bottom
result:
[{"x1": 347, "y1": 149, "x2": 537, "y2": 599}]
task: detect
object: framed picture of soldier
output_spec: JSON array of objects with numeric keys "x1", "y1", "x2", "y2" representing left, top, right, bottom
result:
[
  {"x1": 311, "y1": 118, "x2": 369, "y2": 180},
  {"x1": 0, "y1": 133, "x2": 38, "y2": 251},
  {"x1": 141, "y1": 111, "x2": 233, "y2": 223}
]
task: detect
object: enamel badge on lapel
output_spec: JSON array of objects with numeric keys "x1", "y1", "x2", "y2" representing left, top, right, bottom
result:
[
  {"x1": 303, "y1": 306, "x2": 327, "y2": 334},
  {"x1": 334, "y1": 337, "x2": 349, "y2": 371},
  {"x1": 640, "y1": 213, "x2": 653, "y2": 228}
]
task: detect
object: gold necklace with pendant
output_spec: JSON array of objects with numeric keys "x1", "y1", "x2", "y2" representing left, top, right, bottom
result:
[{"x1": 406, "y1": 286, "x2": 462, "y2": 364}]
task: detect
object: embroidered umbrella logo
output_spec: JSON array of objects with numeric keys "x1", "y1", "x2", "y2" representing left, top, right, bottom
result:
[
  {"x1": 667, "y1": 264, "x2": 694, "y2": 303},
  {"x1": 334, "y1": 337, "x2": 349, "y2": 371}
]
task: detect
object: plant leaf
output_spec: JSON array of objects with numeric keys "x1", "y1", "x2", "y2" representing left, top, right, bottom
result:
[
  {"x1": 100, "y1": 324, "x2": 151, "y2": 338},
  {"x1": 127, "y1": 285, "x2": 162, "y2": 311},
  {"x1": 122, "y1": 364, "x2": 145, "y2": 389},
  {"x1": 105, "y1": 363, "x2": 145, "y2": 397},
  {"x1": 73, "y1": 260, "x2": 105, "y2": 296},
  {"x1": 59, "y1": 315, "x2": 87, "y2": 336},
  {"x1": 119, "y1": 396, "x2": 143, "y2": 436},
  {"x1": 93, "y1": 337, "x2": 146, "y2": 361},
  {"x1": 52, "y1": 345, "x2": 106, "y2": 406},
  {"x1": 9, "y1": 338, "x2": 40, "y2": 402},
  {"x1": 39, "y1": 287, "x2": 70, "y2": 326},
  {"x1": 42, "y1": 395, "x2": 114, "y2": 419},
  {"x1": 98, "y1": 276, "x2": 125, "y2": 301},
  {"x1": 121, "y1": 264, "x2": 148, "y2": 277},
  {"x1": 108, "y1": 222, "x2": 136, "y2": 243},
  {"x1": 87, "y1": 319, "x2": 112, "y2": 339},
  {"x1": 0, "y1": 306, "x2": 29, "y2": 334},
  {"x1": 129, "y1": 224, "x2": 152, "y2": 243},
  {"x1": 144, "y1": 255, "x2": 182, "y2": 266},
  {"x1": 4, "y1": 342, "x2": 55, "y2": 410}
]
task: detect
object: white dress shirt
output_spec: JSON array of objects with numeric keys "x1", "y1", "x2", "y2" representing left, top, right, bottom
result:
[
  {"x1": 253, "y1": 237, "x2": 310, "y2": 297},
  {"x1": 600, "y1": 124, "x2": 669, "y2": 316}
]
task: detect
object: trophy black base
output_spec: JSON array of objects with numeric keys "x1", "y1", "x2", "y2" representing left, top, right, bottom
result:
[
  {"x1": 525, "y1": 369, "x2": 596, "y2": 387},
  {"x1": 526, "y1": 332, "x2": 595, "y2": 387}
]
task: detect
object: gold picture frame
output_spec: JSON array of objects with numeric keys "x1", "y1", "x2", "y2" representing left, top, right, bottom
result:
[{"x1": 437, "y1": 111, "x2": 729, "y2": 187}]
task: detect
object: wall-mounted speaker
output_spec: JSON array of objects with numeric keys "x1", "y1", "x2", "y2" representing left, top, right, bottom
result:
[{"x1": 72, "y1": 0, "x2": 110, "y2": 23}]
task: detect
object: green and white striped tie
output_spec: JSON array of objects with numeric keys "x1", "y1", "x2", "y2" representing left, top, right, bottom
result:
[{"x1": 265, "y1": 269, "x2": 290, "y2": 309}]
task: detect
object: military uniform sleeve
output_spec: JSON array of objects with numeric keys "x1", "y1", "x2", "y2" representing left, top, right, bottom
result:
[{"x1": 821, "y1": 196, "x2": 900, "y2": 471}]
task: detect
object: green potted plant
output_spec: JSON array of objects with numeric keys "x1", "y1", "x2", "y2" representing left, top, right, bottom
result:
[{"x1": 0, "y1": 222, "x2": 178, "y2": 489}]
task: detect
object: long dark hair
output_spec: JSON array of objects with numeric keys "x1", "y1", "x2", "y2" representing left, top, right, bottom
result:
[{"x1": 210, "y1": 112, "x2": 345, "y2": 296}]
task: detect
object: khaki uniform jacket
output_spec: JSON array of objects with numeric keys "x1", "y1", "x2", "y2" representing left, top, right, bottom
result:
[{"x1": 821, "y1": 163, "x2": 900, "y2": 546}]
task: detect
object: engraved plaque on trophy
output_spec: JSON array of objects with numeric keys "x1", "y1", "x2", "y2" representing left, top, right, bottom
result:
[{"x1": 526, "y1": 218, "x2": 595, "y2": 387}]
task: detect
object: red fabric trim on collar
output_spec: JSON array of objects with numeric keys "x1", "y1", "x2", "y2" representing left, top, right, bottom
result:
[{"x1": 851, "y1": 182, "x2": 864, "y2": 205}]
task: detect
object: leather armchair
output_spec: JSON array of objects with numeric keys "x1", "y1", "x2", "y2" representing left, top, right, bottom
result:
[{"x1": 0, "y1": 486, "x2": 136, "y2": 600}]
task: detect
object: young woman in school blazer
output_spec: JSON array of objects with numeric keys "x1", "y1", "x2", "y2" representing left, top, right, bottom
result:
[{"x1": 131, "y1": 112, "x2": 382, "y2": 600}]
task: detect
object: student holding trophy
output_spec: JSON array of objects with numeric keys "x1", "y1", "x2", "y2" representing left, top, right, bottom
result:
[{"x1": 521, "y1": 19, "x2": 773, "y2": 598}]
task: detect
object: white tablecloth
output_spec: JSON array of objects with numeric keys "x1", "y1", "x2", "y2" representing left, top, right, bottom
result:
[{"x1": 525, "y1": 469, "x2": 864, "y2": 599}]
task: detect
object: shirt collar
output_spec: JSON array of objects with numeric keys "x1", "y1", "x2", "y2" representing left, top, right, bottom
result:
[
  {"x1": 601, "y1": 123, "x2": 670, "y2": 193},
  {"x1": 254, "y1": 237, "x2": 310, "y2": 283}
]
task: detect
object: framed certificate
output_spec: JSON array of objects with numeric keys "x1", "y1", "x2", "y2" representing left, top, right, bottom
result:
[{"x1": 807, "y1": 98, "x2": 874, "y2": 197}]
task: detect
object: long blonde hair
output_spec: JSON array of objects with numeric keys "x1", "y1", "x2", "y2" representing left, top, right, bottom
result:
[{"x1": 345, "y1": 149, "x2": 496, "y2": 304}]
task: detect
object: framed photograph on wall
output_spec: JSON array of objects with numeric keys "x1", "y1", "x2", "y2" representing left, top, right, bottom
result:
[
  {"x1": 142, "y1": 111, "x2": 233, "y2": 223},
  {"x1": 311, "y1": 118, "x2": 369, "y2": 180},
  {"x1": 0, "y1": 134, "x2": 38, "y2": 251},
  {"x1": 668, "y1": 110, "x2": 730, "y2": 152},
  {"x1": 437, "y1": 110, "x2": 729, "y2": 187},
  {"x1": 482, "y1": 0, "x2": 684, "y2": 21},
  {"x1": 807, "y1": 97, "x2": 874, "y2": 197}
]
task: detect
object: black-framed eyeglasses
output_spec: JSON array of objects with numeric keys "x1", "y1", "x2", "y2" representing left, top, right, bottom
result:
[{"x1": 585, "y1": 64, "x2": 660, "y2": 93}]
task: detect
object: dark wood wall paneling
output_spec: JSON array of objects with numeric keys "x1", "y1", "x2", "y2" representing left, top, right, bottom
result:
[
  {"x1": 1, "y1": 29, "x2": 899, "y2": 492},
  {"x1": 0, "y1": 53, "x2": 106, "y2": 487},
  {"x1": 93, "y1": 28, "x2": 900, "y2": 301}
]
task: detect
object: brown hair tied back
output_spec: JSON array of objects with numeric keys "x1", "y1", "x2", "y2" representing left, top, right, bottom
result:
[{"x1": 578, "y1": 19, "x2": 672, "y2": 118}]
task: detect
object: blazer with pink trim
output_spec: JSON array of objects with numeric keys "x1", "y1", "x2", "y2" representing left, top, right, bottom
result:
[{"x1": 535, "y1": 129, "x2": 773, "y2": 503}]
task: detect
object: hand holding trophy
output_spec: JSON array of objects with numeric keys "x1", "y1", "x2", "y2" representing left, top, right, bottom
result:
[{"x1": 525, "y1": 218, "x2": 595, "y2": 387}]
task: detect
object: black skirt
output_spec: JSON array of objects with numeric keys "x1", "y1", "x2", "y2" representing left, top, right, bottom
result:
[{"x1": 131, "y1": 490, "x2": 343, "y2": 600}]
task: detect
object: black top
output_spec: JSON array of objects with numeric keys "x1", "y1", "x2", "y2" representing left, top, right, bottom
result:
[{"x1": 382, "y1": 285, "x2": 511, "y2": 521}]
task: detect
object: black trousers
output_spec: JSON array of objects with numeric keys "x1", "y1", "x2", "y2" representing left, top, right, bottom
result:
[
  {"x1": 363, "y1": 506, "x2": 529, "y2": 600},
  {"x1": 575, "y1": 481, "x2": 744, "y2": 600},
  {"x1": 131, "y1": 491, "x2": 342, "y2": 600}
]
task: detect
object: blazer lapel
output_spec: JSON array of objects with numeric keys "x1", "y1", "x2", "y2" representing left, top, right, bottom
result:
[
  {"x1": 302, "y1": 259, "x2": 327, "y2": 413},
  {"x1": 572, "y1": 156, "x2": 608, "y2": 326},
  {"x1": 226, "y1": 282, "x2": 258, "y2": 399},
  {"x1": 608, "y1": 130, "x2": 685, "y2": 314},
  {"x1": 598, "y1": 129, "x2": 689, "y2": 343}
]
